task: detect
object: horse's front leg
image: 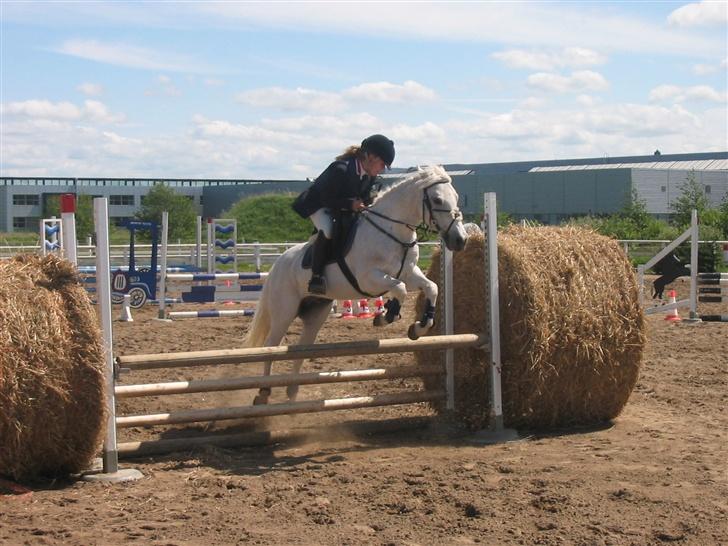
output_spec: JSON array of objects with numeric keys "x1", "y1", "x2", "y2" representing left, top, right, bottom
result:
[
  {"x1": 360, "y1": 270, "x2": 407, "y2": 327},
  {"x1": 403, "y1": 265, "x2": 438, "y2": 340}
]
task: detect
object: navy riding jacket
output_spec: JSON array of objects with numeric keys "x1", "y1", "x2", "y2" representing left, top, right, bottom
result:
[{"x1": 292, "y1": 158, "x2": 379, "y2": 219}]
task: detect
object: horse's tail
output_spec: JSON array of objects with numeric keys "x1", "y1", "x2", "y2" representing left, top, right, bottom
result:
[{"x1": 243, "y1": 275, "x2": 273, "y2": 348}]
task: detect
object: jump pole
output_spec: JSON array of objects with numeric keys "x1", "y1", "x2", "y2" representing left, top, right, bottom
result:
[
  {"x1": 116, "y1": 333, "x2": 487, "y2": 370},
  {"x1": 157, "y1": 211, "x2": 169, "y2": 320},
  {"x1": 83, "y1": 198, "x2": 142, "y2": 482},
  {"x1": 60, "y1": 193, "x2": 77, "y2": 266}
]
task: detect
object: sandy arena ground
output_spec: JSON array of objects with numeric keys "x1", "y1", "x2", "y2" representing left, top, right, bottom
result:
[{"x1": 1, "y1": 277, "x2": 726, "y2": 546}]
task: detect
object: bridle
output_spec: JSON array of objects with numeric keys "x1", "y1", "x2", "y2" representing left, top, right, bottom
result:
[
  {"x1": 421, "y1": 180, "x2": 463, "y2": 239},
  {"x1": 360, "y1": 179, "x2": 462, "y2": 278}
]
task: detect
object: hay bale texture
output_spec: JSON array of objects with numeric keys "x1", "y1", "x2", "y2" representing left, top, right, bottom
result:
[
  {"x1": 416, "y1": 226, "x2": 645, "y2": 430},
  {"x1": 0, "y1": 254, "x2": 106, "y2": 480}
]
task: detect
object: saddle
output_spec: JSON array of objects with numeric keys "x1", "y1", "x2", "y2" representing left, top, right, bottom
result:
[{"x1": 301, "y1": 214, "x2": 360, "y2": 270}]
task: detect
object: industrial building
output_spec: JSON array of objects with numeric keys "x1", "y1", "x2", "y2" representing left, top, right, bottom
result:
[{"x1": 1, "y1": 151, "x2": 726, "y2": 232}]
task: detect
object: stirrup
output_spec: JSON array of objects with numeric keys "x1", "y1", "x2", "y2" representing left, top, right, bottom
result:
[{"x1": 308, "y1": 275, "x2": 327, "y2": 295}]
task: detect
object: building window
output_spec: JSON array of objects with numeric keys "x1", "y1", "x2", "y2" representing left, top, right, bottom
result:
[
  {"x1": 661, "y1": 186, "x2": 666, "y2": 192},
  {"x1": 705, "y1": 185, "x2": 711, "y2": 194},
  {"x1": 109, "y1": 195, "x2": 135, "y2": 206},
  {"x1": 199, "y1": 195, "x2": 204, "y2": 205},
  {"x1": 13, "y1": 216, "x2": 40, "y2": 230},
  {"x1": 13, "y1": 194, "x2": 40, "y2": 206}
]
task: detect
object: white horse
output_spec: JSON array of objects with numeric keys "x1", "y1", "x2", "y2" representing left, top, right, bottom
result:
[{"x1": 244, "y1": 165, "x2": 468, "y2": 405}]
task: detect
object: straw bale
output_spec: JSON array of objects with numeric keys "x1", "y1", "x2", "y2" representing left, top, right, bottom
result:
[
  {"x1": 416, "y1": 226, "x2": 645, "y2": 430},
  {"x1": 0, "y1": 254, "x2": 106, "y2": 480}
]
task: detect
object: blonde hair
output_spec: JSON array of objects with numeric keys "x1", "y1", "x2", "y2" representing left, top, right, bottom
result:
[{"x1": 336, "y1": 145, "x2": 363, "y2": 161}]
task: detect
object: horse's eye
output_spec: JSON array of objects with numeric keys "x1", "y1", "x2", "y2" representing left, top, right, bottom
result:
[{"x1": 433, "y1": 197, "x2": 443, "y2": 205}]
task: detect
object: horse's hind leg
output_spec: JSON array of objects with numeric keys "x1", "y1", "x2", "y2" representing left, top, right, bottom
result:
[
  {"x1": 253, "y1": 306, "x2": 300, "y2": 406},
  {"x1": 287, "y1": 298, "x2": 333, "y2": 401}
]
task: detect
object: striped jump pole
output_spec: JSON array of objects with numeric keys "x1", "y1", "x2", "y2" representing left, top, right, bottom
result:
[
  {"x1": 168, "y1": 309, "x2": 256, "y2": 320},
  {"x1": 697, "y1": 273, "x2": 728, "y2": 303}
]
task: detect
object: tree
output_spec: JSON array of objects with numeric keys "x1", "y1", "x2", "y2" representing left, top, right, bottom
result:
[
  {"x1": 719, "y1": 193, "x2": 728, "y2": 239},
  {"x1": 135, "y1": 184, "x2": 197, "y2": 241},
  {"x1": 669, "y1": 171, "x2": 710, "y2": 228},
  {"x1": 621, "y1": 188, "x2": 651, "y2": 230}
]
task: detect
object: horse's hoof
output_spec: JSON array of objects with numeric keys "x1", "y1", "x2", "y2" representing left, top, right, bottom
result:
[
  {"x1": 252, "y1": 395, "x2": 268, "y2": 406},
  {"x1": 373, "y1": 315, "x2": 385, "y2": 327},
  {"x1": 286, "y1": 385, "x2": 299, "y2": 401},
  {"x1": 407, "y1": 324, "x2": 420, "y2": 340}
]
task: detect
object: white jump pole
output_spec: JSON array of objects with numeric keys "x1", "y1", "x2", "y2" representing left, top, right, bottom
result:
[
  {"x1": 441, "y1": 240, "x2": 455, "y2": 411},
  {"x1": 157, "y1": 211, "x2": 169, "y2": 320},
  {"x1": 688, "y1": 209, "x2": 699, "y2": 320},
  {"x1": 87, "y1": 198, "x2": 142, "y2": 482},
  {"x1": 482, "y1": 192, "x2": 513, "y2": 439},
  {"x1": 60, "y1": 193, "x2": 77, "y2": 266},
  {"x1": 93, "y1": 198, "x2": 118, "y2": 472},
  {"x1": 195, "y1": 215, "x2": 202, "y2": 270}
]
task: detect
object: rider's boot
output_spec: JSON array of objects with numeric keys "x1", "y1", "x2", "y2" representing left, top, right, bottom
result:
[{"x1": 308, "y1": 231, "x2": 328, "y2": 295}]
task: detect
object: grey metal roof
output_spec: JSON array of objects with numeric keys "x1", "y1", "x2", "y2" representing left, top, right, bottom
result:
[
  {"x1": 380, "y1": 169, "x2": 473, "y2": 179},
  {"x1": 530, "y1": 159, "x2": 728, "y2": 173}
]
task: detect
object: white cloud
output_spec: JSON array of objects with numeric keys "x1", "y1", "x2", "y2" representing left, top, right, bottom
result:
[
  {"x1": 527, "y1": 71, "x2": 609, "y2": 93},
  {"x1": 649, "y1": 84, "x2": 726, "y2": 103},
  {"x1": 235, "y1": 87, "x2": 347, "y2": 113},
  {"x1": 343, "y1": 81, "x2": 437, "y2": 103},
  {"x1": 77, "y1": 82, "x2": 104, "y2": 96},
  {"x1": 492, "y1": 47, "x2": 607, "y2": 71},
  {"x1": 145, "y1": 75, "x2": 182, "y2": 97},
  {"x1": 576, "y1": 95, "x2": 602, "y2": 107},
  {"x1": 195, "y1": 3, "x2": 722, "y2": 57},
  {"x1": 54, "y1": 39, "x2": 212, "y2": 73},
  {"x1": 235, "y1": 81, "x2": 435, "y2": 113},
  {"x1": 1, "y1": 99, "x2": 125, "y2": 123},
  {"x1": 203, "y1": 78, "x2": 224, "y2": 87},
  {"x1": 668, "y1": 1, "x2": 728, "y2": 27}
]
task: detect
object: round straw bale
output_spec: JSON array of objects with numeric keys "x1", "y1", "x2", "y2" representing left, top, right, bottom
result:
[
  {"x1": 0, "y1": 254, "x2": 106, "y2": 480},
  {"x1": 416, "y1": 226, "x2": 645, "y2": 431}
]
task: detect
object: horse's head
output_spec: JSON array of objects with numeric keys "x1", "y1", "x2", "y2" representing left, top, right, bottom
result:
[{"x1": 419, "y1": 166, "x2": 468, "y2": 251}]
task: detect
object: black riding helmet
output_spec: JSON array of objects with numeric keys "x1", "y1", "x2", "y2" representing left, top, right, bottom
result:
[{"x1": 361, "y1": 134, "x2": 395, "y2": 168}]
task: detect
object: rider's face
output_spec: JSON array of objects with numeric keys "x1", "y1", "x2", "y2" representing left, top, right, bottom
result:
[{"x1": 362, "y1": 153, "x2": 387, "y2": 177}]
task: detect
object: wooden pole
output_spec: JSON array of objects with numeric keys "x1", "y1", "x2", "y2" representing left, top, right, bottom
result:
[
  {"x1": 115, "y1": 364, "x2": 444, "y2": 398},
  {"x1": 117, "y1": 333, "x2": 487, "y2": 371},
  {"x1": 116, "y1": 390, "x2": 445, "y2": 428}
]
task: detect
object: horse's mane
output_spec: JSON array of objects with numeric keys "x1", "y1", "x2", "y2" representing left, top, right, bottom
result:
[{"x1": 373, "y1": 165, "x2": 451, "y2": 203}]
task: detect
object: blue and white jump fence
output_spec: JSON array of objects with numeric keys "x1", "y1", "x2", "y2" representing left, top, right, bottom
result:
[
  {"x1": 206, "y1": 217, "x2": 238, "y2": 273},
  {"x1": 638, "y1": 210, "x2": 727, "y2": 323},
  {"x1": 157, "y1": 212, "x2": 266, "y2": 319},
  {"x1": 40, "y1": 194, "x2": 78, "y2": 265},
  {"x1": 91, "y1": 193, "x2": 510, "y2": 468}
]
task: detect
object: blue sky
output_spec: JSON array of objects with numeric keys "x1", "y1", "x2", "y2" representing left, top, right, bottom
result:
[{"x1": 1, "y1": 1, "x2": 726, "y2": 179}]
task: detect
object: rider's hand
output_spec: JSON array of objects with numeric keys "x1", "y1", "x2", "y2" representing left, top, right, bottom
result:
[{"x1": 352, "y1": 198, "x2": 366, "y2": 211}]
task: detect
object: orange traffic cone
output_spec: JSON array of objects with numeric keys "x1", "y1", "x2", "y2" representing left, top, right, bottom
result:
[
  {"x1": 664, "y1": 289, "x2": 681, "y2": 322},
  {"x1": 357, "y1": 298, "x2": 373, "y2": 319},
  {"x1": 374, "y1": 296, "x2": 385, "y2": 316},
  {"x1": 341, "y1": 300, "x2": 355, "y2": 319}
]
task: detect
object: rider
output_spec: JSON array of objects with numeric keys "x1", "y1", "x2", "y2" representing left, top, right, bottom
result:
[{"x1": 292, "y1": 134, "x2": 395, "y2": 295}]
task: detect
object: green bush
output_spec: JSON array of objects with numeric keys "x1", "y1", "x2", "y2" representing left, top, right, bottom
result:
[{"x1": 223, "y1": 193, "x2": 313, "y2": 242}]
